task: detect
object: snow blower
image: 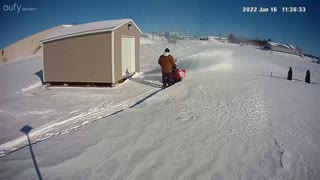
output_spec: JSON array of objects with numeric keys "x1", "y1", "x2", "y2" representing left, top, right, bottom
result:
[{"x1": 171, "y1": 66, "x2": 186, "y2": 84}]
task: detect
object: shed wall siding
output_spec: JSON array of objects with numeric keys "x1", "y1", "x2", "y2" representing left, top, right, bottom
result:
[
  {"x1": 43, "y1": 32, "x2": 112, "y2": 83},
  {"x1": 114, "y1": 21, "x2": 141, "y2": 82}
]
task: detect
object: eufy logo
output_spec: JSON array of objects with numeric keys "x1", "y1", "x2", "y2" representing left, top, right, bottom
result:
[
  {"x1": 3, "y1": 3, "x2": 22, "y2": 13},
  {"x1": 2, "y1": 3, "x2": 37, "y2": 13}
]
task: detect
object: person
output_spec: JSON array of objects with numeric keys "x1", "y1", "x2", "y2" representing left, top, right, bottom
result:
[{"x1": 158, "y1": 48, "x2": 176, "y2": 88}]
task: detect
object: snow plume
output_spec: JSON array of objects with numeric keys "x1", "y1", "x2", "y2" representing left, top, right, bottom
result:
[{"x1": 177, "y1": 49, "x2": 234, "y2": 72}]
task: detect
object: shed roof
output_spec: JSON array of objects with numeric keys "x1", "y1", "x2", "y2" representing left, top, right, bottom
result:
[{"x1": 43, "y1": 19, "x2": 142, "y2": 43}]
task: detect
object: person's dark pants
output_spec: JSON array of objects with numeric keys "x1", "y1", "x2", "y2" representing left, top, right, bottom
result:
[{"x1": 162, "y1": 72, "x2": 172, "y2": 88}]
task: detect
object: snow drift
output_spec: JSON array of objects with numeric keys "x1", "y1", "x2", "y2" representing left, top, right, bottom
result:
[{"x1": 1, "y1": 38, "x2": 320, "y2": 180}]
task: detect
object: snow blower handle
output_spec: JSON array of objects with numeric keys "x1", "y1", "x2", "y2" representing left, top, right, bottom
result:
[{"x1": 172, "y1": 64, "x2": 177, "y2": 70}]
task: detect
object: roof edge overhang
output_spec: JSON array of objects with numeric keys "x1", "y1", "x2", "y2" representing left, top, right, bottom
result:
[
  {"x1": 41, "y1": 28, "x2": 114, "y2": 43},
  {"x1": 42, "y1": 19, "x2": 143, "y2": 43},
  {"x1": 114, "y1": 19, "x2": 143, "y2": 35}
]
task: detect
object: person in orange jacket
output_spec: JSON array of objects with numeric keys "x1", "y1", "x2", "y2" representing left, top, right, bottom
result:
[{"x1": 158, "y1": 48, "x2": 176, "y2": 88}]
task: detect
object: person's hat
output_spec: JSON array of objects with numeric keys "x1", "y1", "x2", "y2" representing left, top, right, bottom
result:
[{"x1": 165, "y1": 48, "x2": 170, "y2": 52}]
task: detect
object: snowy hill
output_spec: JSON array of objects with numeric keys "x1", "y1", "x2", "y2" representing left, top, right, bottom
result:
[
  {"x1": 0, "y1": 38, "x2": 320, "y2": 179},
  {"x1": 0, "y1": 25, "x2": 72, "y2": 64}
]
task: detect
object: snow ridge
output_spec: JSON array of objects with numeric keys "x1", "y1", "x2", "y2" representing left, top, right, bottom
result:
[{"x1": 0, "y1": 88, "x2": 161, "y2": 158}]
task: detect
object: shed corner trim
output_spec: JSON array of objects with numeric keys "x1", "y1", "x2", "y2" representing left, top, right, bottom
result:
[{"x1": 111, "y1": 31, "x2": 115, "y2": 83}]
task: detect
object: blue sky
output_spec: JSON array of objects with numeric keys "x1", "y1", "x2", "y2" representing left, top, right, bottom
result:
[{"x1": 1, "y1": 0, "x2": 319, "y2": 56}]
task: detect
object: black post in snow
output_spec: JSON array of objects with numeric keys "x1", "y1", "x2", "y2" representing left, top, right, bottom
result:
[
  {"x1": 287, "y1": 67, "x2": 293, "y2": 81},
  {"x1": 305, "y1": 70, "x2": 311, "y2": 84}
]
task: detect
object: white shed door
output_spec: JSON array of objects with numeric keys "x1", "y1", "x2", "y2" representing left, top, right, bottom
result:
[{"x1": 121, "y1": 37, "x2": 135, "y2": 76}]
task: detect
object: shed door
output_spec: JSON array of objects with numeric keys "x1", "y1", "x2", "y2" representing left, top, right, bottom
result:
[{"x1": 121, "y1": 37, "x2": 135, "y2": 76}]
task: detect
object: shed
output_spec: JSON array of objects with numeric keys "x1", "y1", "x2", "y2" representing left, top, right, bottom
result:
[
  {"x1": 265, "y1": 41, "x2": 301, "y2": 56},
  {"x1": 42, "y1": 19, "x2": 142, "y2": 86}
]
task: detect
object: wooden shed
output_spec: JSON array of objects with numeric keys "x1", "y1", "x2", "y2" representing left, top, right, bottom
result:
[{"x1": 42, "y1": 19, "x2": 142, "y2": 86}]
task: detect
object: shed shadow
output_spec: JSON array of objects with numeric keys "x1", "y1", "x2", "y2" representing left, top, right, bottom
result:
[
  {"x1": 129, "y1": 89, "x2": 162, "y2": 108},
  {"x1": 34, "y1": 70, "x2": 44, "y2": 85},
  {"x1": 143, "y1": 68, "x2": 162, "y2": 75},
  {"x1": 130, "y1": 78, "x2": 162, "y2": 88}
]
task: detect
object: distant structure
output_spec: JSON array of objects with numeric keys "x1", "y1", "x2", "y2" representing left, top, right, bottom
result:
[
  {"x1": 228, "y1": 34, "x2": 239, "y2": 44},
  {"x1": 165, "y1": 32, "x2": 178, "y2": 43},
  {"x1": 42, "y1": 19, "x2": 142, "y2": 87},
  {"x1": 177, "y1": 35, "x2": 197, "y2": 40},
  {"x1": 144, "y1": 33, "x2": 166, "y2": 41},
  {"x1": 151, "y1": 31, "x2": 198, "y2": 41},
  {"x1": 199, "y1": 37, "x2": 209, "y2": 40},
  {"x1": 213, "y1": 36, "x2": 228, "y2": 43},
  {"x1": 149, "y1": 32, "x2": 178, "y2": 43},
  {"x1": 264, "y1": 41, "x2": 301, "y2": 56}
]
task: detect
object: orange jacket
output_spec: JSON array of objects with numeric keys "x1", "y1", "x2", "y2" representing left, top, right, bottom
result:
[{"x1": 158, "y1": 54, "x2": 176, "y2": 73}]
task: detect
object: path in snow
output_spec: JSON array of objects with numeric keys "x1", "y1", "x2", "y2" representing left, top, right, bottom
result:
[
  {"x1": 0, "y1": 40, "x2": 214, "y2": 157},
  {"x1": 81, "y1": 48, "x2": 294, "y2": 179},
  {"x1": 0, "y1": 81, "x2": 162, "y2": 157},
  {"x1": 1, "y1": 41, "x2": 319, "y2": 179},
  {"x1": 143, "y1": 70, "x2": 289, "y2": 179}
]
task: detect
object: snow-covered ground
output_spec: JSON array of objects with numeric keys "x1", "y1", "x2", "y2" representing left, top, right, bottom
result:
[{"x1": 1, "y1": 39, "x2": 320, "y2": 180}]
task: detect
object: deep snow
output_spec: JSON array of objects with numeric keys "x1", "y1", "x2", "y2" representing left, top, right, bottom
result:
[{"x1": 0, "y1": 39, "x2": 320, "y2": 180}]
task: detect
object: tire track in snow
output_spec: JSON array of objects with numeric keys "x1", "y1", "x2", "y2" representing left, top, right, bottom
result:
[{"x1": 0, "y1": 88, "x2": 160, "y2": 158}]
